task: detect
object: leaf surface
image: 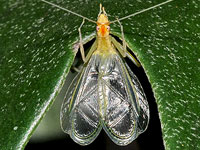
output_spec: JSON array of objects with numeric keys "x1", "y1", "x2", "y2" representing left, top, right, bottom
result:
[{"x1": 0, "y1": 0, "x2": 199, "y2": 149}]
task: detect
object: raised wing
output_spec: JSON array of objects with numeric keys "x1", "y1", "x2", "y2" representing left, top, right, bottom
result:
[
  {"x1": 60, "y1": 56, "x2": 102, "y2": 145},
  {"x1": 98, "y1": 54, "x2": 149, "y2": 146}
]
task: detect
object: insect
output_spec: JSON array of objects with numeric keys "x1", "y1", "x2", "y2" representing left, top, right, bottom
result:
[{"x1": 41, "y1": 0, "x2": 173, "y2": 146}]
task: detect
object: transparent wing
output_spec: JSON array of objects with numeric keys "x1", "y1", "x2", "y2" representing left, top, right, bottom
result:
[
  {"x1": 60, "y1": 56, "x2": 102, "y2": 145},
  {"x1": 100, "y1": 54, "x2": 149, "y2": 146},
  {"x1": 125, "y1": 62, "x2": 149, "y2": 133}
]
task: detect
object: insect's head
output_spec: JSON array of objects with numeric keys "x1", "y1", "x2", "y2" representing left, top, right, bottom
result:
[{"x1": 96, "y1": 4, "x2": 110, "y2": 37}]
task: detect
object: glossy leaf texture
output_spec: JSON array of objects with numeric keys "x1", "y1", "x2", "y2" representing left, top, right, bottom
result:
[
  {"x1": 0, "y1": 0, "x2": 199, "y2": 150},
  {"x1": 109, "y1": 0, "x2": 200, "y2": 149}
]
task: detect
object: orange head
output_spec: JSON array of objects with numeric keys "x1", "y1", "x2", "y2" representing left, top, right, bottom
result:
[{"x1": 96, "y1": 4, "x2": 110, "y2": 37}]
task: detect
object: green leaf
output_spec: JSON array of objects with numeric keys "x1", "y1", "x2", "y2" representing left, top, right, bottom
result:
[
  {"x1": 0, "y1": 0, "x2": 199, "y2": 150},
  {"x1": 110, "y1": 0, "x2": 200, "y2": 149},
  {"x1": 0, "y1": 0, "x2": 77, "y2": 149}
]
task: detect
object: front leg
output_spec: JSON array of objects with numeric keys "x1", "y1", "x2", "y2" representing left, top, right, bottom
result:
[
  {"x1": 111, "y1": 36, "x2": 141, "y2": 67},
  {"x1": 116, "y1": 18, "x2": 126, "y2": 57},
  {"x1": 78, "y1": 19, "x2": 86, "y2": 63}
]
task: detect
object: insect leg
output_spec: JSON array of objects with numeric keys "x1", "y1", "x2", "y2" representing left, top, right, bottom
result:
[
  {"x1": 116, "y1": 18, "x2": 126, "y2": 57},
  {"x1": 111, "y1": 36, "x2": 141, "y2": 67},
  {"x1": 110, "y1": 36, "x2": 126, "y2": 57},
  {"x1": 85, "y1": 40, "x2": 97, "y2": 62},
  {"x1": 71, "y1": 66, "x2": 82, "y2": 73},
  {"x1": 126, "y1": 51, "x2": 141, "y2": 67},
  {"x1": 78, "y1": 18, "x2": 86, "y2": 63}
]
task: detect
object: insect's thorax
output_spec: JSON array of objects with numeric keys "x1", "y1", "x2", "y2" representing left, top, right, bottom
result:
[
  {"x1": 91, "y1": 34, "x2": 118, "y2": 76},
  {"x1": 94, "y1": 35, "x2": 116, "y2": 56}
]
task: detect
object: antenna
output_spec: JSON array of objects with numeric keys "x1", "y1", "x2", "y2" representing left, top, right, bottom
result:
[
  {"x1": 41, "y1": 0, "x2": 96, "y2": 23},
  {"x1": 41, "y1": 0, "x2": 173, "y2": 24},
  {"x1": 110, "y1": 0, "x2": 173, "y2": 23}
]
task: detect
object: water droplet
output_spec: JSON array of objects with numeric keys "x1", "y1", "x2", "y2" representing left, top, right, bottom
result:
[{"x1": 13, "y1": 126, "x2": 18, "y2": 130}]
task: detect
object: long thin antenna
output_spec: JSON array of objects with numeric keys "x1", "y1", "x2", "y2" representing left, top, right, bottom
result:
[
  {"x1": 110, "y1": 0, "x2": 173, "y2": 23},
  {"x1": 41, "y1": 0, "x2": 96, "y2": 23}
]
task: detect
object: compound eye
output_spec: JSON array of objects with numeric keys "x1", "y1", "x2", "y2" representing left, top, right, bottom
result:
[{"x1": 96, "y1": 26, "x2": 100, "y2": 31}]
